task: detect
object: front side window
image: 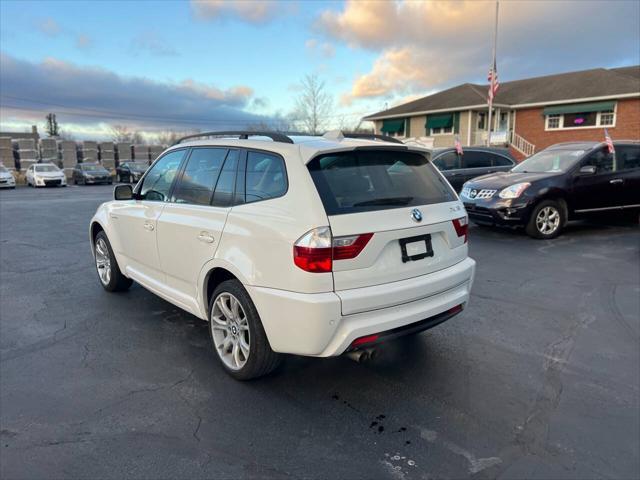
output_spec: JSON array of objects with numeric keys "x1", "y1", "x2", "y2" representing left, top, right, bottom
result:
[
  {"x1": 433, "y1": 151, "x2": 461, "y2": 170},
  {"x1": 616, "y1": 145, "x2": 640, "y2": 171},
  {"x1": 582, "y1": 148, "x2": 614, "y2": 174},
  {"x1": 140, "y1": 149, "x2": 185, "y2": 201},
  {"x1": 245, "y1": 151, "x2": 287, "y2": 203},
  {"x1": 308, "y1": 150, "x2": 455, "y2": 215},
  {"x1": 172, "y1": 148, "x2": 227, "y2": 206}
]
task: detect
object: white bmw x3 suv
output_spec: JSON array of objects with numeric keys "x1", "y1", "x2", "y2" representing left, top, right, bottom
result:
[{"x1": 90, "y1": 131, "x2": 475, "y2": 379}]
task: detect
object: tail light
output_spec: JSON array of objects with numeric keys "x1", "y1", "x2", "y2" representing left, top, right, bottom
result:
[
  {"x1": 294, "y1": 227, "x2": 373, "y2": 273},
  {"x1": 452, "y1": 216, "x2": 468, "y2": 243}
]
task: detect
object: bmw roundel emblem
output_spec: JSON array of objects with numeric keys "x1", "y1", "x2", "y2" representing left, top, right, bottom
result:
[{"x1": 411, "y1": 208, "x2": 423, "y2": 223}]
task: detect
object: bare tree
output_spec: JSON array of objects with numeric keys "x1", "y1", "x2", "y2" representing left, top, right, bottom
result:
[
  {"x1": 293, "y1": 74, "x2": 332, "y2": 135},
  {"x1": 110, "y1": 125, "x2": 144, "y2": 144}
]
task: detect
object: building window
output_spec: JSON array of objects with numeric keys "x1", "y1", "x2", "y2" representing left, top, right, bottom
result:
[
  {"x1": 599, "y1": 110, "x2": 615, "y2": 126},
  {"x1": 544, "y1": 105, "x2": 617, "y2": 130},
  {"x1": 546, "y1": 114, "x2": 561, "y2": 129},
  {"x1": 430, "y1": 126, "x2": 453, "y2": 135}
]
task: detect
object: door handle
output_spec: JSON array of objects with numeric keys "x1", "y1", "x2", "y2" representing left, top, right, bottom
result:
[
  {"x1": 143, "y1": 222, "x2": 155, "y2": 231},
  {"x1": 197, "y1": 232, "x2": 215, "y2": 243},
  {"x1": 609, "y1": 178, "x2": 624, "y2": 184}
]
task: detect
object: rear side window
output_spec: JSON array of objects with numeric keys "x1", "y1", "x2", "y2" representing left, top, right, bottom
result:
[
  {"x1": 308, "y1": 150, "x2": 456, "y2": 215},
  {"x1": 172, "y1": 148, "x2": 227, "y2": 205},
  {"x1": 245, "y1": 151, "x2": 287, "y2": 203},
  {"x1": 492, "y1": 154, "x2": 514, "y2": 167},
  {"x1": 463, "y1": 151, "x2": 492, "y2": 168},
  {"x1": 212, "y1": 150, "x2": 239, "y2": 207},
  {"x1": 433, "y1": 151, "x2": 461, "y2": 170}
]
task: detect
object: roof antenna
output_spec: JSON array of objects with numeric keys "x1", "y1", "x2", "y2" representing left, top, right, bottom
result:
[{"x1": 323, "y1": 130, "x2": 344, "y2": 141}]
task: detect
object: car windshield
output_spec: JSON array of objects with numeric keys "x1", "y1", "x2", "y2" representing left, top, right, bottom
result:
[
  {"x1": 512, "y1": 149, "x2": 585, "y2": 173},
  {"x1": 35, "y1": 165, "x2": 60, "y2": 172},
  {"x1": 81, "y1": 165, "x2": 106, "y2": 172},
  {"x1": 0, "y1": 165, "x2": 8, "y2": 173}
]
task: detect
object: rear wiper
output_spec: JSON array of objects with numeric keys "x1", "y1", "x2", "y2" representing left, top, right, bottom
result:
[{"x1": 353, "y1": 196, "x2": 413, "y2": 207}]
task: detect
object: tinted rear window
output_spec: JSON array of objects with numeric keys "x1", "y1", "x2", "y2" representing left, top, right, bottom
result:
[{"x1": 307, "y1": 150, "x2": 456, "y2": 215}]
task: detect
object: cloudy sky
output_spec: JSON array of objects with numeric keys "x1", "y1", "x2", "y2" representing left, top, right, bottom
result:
[{"x1": 1, "y1": 0, "x2": 638, "y2": 140}]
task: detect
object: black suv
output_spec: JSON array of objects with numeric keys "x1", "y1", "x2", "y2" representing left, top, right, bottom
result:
[
  {"x1": 461, "y1": 141, "x2": 640, "y2": 239},
  {"x1": 432, "y1": 146, "x2": 516, "y2": 192}
]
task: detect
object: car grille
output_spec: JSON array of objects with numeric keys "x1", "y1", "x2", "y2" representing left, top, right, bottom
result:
[
  {"x1": 464, "y1": 203, "x2": 494, "y2": 219},
  {"x1": 44, "y1": 179, "x2": 61, "y2": 186},
  {"x1": 461, "y1": 187, "x2": 497, "y2": 200}
]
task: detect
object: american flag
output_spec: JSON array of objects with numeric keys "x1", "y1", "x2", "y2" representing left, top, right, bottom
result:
[
  {"x1": 487, "y1": 62, "x2": 499, "y2": 100},
  {"x1": 454, "y1": 135, "x2": 464, "y2": 155},
  {"x1": 604, "y1": 128, "x2": 615, "y2": 154}
]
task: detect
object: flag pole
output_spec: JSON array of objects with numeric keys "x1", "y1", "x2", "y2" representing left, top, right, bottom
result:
[{"x1": 486, "y1": 0, "x2": 499, "y2": 146}]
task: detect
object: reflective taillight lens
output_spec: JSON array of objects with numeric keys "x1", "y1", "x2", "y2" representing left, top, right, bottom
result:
[
  {"x1": 294, "y1": 227, "x2": 333, "y2": 273},
  {"x1": 452, "y1": 216, "x2": 468, "y2": 243},
  {"x1": 293, "y1": 228, "x2": 373, "y2": 273},
  {"x1": 332, "y1": 233, "x2": 374, "y2": 260}
]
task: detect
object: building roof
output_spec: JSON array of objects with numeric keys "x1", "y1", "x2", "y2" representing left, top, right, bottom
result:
[{"x1": 364, "y1": 66, "x2": 640, "y2": 120}]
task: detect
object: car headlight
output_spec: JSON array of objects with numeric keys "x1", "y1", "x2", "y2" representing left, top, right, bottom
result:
[{"x1": 499, "y1": 182, "x2": 531, "y2": 199}]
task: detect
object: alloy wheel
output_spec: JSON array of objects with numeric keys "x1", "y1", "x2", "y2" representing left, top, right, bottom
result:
[
  {"x1": 94, "y1": 238, "x2": 112, "y2": 285},
  {"x1": 211, "y1": 293, "x2": 250, "y2": 371},
  {"x1": 536, "y1": 206, "x2": 560, "y2": 235}
]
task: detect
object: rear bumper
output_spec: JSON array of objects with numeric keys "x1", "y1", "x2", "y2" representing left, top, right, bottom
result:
[{"x1": 247, "y1": 257, "x2": 475, "y2": 357}]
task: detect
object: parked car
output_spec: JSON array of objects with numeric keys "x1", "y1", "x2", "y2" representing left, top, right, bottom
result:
[
  {"x1": 431, "y1": 147, "x2": 516, "y2": 192},
  {"x1": 0, "y1": 165, "x2": 16, "y2": 189},
  {"x1": 116, "y1": 161, "x2": 148, "y2": 183},
  {"x1": 89, "y1": 131, "x2": 476, "y2": 380},
  {"x1": 73, "y1": 163, "x2": 113, "y2": 185},
  {"x1": 26, "y1": 163, "x2": 67, "y2": 187},
  {"x1": 461, "y1": 141, "x2": 640, "y2": 239}
]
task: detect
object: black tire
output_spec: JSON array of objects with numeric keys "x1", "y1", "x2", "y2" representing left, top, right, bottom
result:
[
  {"x1": 525, "y1": 200, "x2": 565, "y2": 239},
  {"x1": 94, "y1": 231, "x2": 133, "y2": 292},
  {"x1": 209, "y1": 279, "x2": 281, "y2": 380}
]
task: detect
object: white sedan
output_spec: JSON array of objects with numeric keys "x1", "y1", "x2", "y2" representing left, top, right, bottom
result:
[
  {"x1": 26, "y1": 163, "x2": 67, "y2": 187},
  {"x1": 0, "y1": 165, "x2": 16, "y2": 189}
]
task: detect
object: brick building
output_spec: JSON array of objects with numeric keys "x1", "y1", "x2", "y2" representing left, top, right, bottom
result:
[{"x1": 363, "y1": 66, "x2": 640, "y2": 160}]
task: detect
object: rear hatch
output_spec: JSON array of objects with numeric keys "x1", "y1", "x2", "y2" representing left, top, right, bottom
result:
[{"x1": 307, "y1": 148, "x2": 468, "y2": 314}]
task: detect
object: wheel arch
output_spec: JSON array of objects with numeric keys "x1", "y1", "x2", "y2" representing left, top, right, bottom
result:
[
  {"x1": 530, "y1": 188, "x2": 570, "y2": 225},
  {"x1": 199, "y1": 262, "x2": 251, "y2": 321}
]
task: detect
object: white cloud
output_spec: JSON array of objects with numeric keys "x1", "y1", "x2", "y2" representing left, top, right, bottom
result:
[
  {"x1": 318, "y1": 0, "x2": 640, "y2": 102},
  {"x1": 190, "y1": 0, "x2": 279, "y2": 24},
  {"x1": 131, "y1": 31, "x2": 178, "y2": 57}
]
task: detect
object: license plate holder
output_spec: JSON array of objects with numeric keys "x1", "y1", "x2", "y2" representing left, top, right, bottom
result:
[{"x1": 399, "y1": 234, "x2": 434, "y2": 263}]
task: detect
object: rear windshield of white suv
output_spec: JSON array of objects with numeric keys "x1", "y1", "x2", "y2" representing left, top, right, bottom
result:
[{"x1": 307, "y1": 149, "x2": 456, "y2": 215}]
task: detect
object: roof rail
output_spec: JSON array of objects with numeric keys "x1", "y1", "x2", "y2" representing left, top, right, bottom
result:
[
  {"x1": 174, "y1": 131, "x2": 294, "y2": 145},
  {"x1": 341, "y1": 133, "x2": 404, "y2": 144}
]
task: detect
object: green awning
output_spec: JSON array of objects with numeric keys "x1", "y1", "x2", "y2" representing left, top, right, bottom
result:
[
  {"x1": 426, "y1": 113, "x2": 454, "y2": 129},
  {"x1": 543, "y1": 101, "x2": 615, "y2": 116},
  {"x1": 380, "y1": 118, "x2": 405, "y2": 133}
]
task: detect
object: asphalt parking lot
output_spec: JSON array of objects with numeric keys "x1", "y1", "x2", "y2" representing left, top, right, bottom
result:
[{"x1": 1, "y1": 185, "x2": 638, "y2": 480}]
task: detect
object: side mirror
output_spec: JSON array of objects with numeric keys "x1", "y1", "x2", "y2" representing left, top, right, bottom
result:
[
  {"x1": 579, "y1": 165, "x2": 597, "y2": 175},
  {"x1": 114, "y1": 184, "x2": 133, "y2": 200}
]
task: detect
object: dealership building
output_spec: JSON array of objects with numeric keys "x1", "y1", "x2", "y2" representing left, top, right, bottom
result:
[{"x1": 363, "y1": 66, "x2": 640, "y2": 160}]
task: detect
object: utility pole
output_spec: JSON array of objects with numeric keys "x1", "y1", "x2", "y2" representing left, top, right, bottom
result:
[{"x1": 486, "y1": 0, "x2": 499, "y2": 146}]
